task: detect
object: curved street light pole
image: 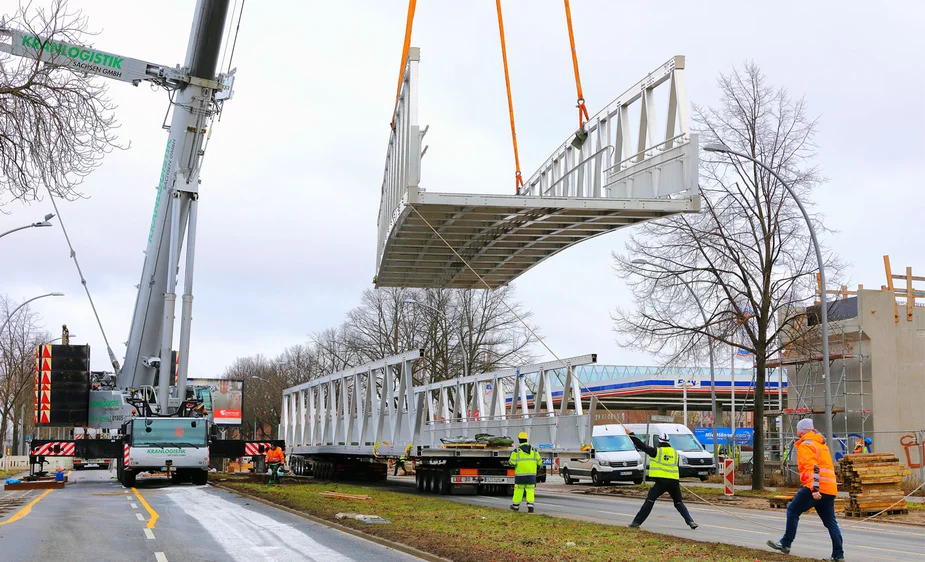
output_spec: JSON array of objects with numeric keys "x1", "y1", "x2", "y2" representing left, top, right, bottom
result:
[
  {"x1": 0, "y1": 214, "x2": 55, "y2": 240},
  {"x1": 631, "y1": 259, "x2": 718, "y2": 468},
  {"x1": 0, "y1": 292, "x2": 65, "y2": 338},
  {"x1": 703, "y1": 143, "x2": 834, "y2": 460}
]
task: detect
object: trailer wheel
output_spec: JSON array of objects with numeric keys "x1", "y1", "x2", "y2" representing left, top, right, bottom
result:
[
  {"x1": 123, "y1": 469, "x2": 136, "y2": 487},
  {"x1": 438, "y1": 471, "x2": 451, "y2": 495},
  {"x1": 424, "y1": 471, "x2": 434, "y2": 493},
  {"x1": 416, "y1": 471, "x2": 425, "y2": 491},
  {"x1": 192, "y1": 470, "x2": 208, "y2": 486}
]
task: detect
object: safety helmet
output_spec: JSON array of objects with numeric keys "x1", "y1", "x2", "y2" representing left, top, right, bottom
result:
[
  {"x1": 864, "y1": 438, "x2": 872, "y2": 445},
  {"x1": 518, "y1": 431, "x2": 528, "y2": 441},
  {"x1": 657, "y1": 433, "x2": 670, "y2": 444}
]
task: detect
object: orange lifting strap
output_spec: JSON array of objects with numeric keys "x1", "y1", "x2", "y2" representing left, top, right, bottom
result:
[
  {"x1": 495, "y1": 0, "x2": 524, "y2": 194},
  {"x1": 392, "y1": 0, "x2": 418, "y2": 128},
  {"x1": 563, "y1": 0, "x2": 590, "y2": 128}
]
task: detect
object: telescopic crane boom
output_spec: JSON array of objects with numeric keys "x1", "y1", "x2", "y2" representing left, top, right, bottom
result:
[{"x1": 1, "y1": 0, "x2": 233, "y2": 411}]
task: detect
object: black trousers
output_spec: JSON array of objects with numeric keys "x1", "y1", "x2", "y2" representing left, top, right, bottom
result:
[{"x1": 631, "y1": 478, "x2": 694, "y2": 526}]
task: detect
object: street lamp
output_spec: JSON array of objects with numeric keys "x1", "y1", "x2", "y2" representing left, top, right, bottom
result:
[
  {"x1": 703, "y1": 142, "x2": 834, "y2": 458},
  {"x1": 631, "y1": 259, "x2": 718, "y2": 467},
  {"x1": 0, "y1": 292, "x2": 65, "y2": 337},
  {"x1": 0, "y1": 213, "x2": 55, "y2": 240},
  {"x1": 404, "y1": 298, "x2": 468, "y2": 378}
]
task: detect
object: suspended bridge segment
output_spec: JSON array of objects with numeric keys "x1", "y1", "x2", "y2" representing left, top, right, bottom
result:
[{"x1": 375, "y1": 50, "x2": 700, "y2": 289}]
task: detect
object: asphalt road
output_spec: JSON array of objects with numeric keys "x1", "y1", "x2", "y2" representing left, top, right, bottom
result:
[
  {"x1": 0, "y1": 470, "x2": 420, "y2": 562},
  {"x1": 418, "y1": 478, "x2": 924, "y2": 561}
]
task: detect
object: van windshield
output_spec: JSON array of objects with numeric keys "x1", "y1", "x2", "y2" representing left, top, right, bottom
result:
[
  {"x1": 592, "y1": 435, "x2": 635, "y2": 452},
  {"x1": 669, "y1": 434, "x2": 704, "y2": 452}
]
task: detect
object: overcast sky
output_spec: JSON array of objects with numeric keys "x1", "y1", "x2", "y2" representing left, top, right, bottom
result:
[{"x1": 2, "y1": 0, "x2": 922, "y2": 376}]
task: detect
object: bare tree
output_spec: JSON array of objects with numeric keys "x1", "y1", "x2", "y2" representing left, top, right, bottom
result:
[
  {"x1": 1, "y1": 296, "x2": 50, "y2": 453},
  {"x1": 222, "y1": 355, "x2": 285, "y2": 440},
  {"x1": 613, "y1": 63, "x2": 841, "y2": 490},
  {"x1": 0, "y1": 0, "x2": 123, "y2": 206}
]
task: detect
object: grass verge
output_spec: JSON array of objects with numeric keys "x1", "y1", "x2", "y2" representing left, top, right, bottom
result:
[{"x1": 215, "y1": 478, "x2": 810, "y2": 562}]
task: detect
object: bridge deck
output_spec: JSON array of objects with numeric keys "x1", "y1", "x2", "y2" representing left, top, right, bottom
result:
[
  {"x1": 376, "y1": 51, "x2": 699, "y2": 289},
  {"x1": 375, "y1": 191, "x2": 698, "y2": 288}
]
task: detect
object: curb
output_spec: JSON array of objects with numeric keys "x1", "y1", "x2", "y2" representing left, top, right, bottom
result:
[{"x1": 210, "y1": 483, "x2": 453, "y2": 562}]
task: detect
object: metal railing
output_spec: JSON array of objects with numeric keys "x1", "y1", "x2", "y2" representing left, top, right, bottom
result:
[
  {"x1": 377, "y1": 47, "x2": 423, "y2": 273},
  {"x1": 280, "y1": 351, "x2": 600, "y2": 455},
  {"x1": 520, "y1": 55, "x2": 697, "y2": 200}
]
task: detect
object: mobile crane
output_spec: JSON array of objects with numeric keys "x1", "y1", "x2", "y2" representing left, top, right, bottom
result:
[{"x1": 2, "y1": 0, "x2": 281, "y2": 486}]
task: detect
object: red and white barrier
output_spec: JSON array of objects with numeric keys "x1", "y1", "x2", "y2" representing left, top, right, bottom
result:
[{"x1": 723, "y1": 458, "x2": 735, "y2": 496}]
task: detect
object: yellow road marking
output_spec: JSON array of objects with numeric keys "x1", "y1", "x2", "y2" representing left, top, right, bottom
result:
[
  {"x1": 0, "y1": 489, "x2": 54, "y2": 526},
  {"x1": 131, "y1": 487, "x2": 159, "y2": 529}
]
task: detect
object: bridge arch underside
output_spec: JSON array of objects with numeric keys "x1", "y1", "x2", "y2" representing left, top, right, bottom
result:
[{"x1": 374, "y1": 193, "x2": 698, "y2": 289}]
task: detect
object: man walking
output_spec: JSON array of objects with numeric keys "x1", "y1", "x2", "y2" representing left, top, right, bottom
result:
[
  {"x1": 509, "y1": 431, "x2": 542, "y2": 513},
  {"x1": 768, "y1": 419, "x2": 844, "y2": 561},
  {"x1": 265, "y1": 444, "x2": 285, "y2": 485},
  {"x1": 627, "y1": 430, "x2": 698, "y2": 529}
]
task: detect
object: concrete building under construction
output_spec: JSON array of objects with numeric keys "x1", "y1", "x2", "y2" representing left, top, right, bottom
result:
[{"x1": 775, "y1": 259, "x2": 924, "y2": 470}]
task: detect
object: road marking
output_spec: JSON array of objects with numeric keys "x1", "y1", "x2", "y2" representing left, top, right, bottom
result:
[
  {"x1": 144, "y1": 528, "x2": 155, "y2": 540},
  {"x1": 131, "y1": 487, "x2": 159, "y2": 529},
  {"x1": 154, "y1": 553, "x2": 168, "y2": 562},
  {"x1": 0, "y1": 488, "x2": 54, "y2": 526},
  {"x1": 131, "y1": 503, "x2": 138, "y2": 509},
  {"x1": 167, "y1": 487, "x2": 353, "y2": 561},
  {"x1": 136, "y1": 513, "x2": 145, "y2": 521}
]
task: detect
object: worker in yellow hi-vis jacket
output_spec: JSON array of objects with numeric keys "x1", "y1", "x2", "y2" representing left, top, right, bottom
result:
[{"x1": 509, "y1": 431, "x2": 542, "y2": 513}]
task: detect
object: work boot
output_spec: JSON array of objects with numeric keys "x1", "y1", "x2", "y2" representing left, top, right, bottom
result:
[
  {"x1": 766, "y1": 540, "x2": 790, "y2": 554},
  {"x1": 688, "y1": 522, "x2": 698, "y2": 530},
  {"x1": 820, "y1": 558, "x2": 845, "y2": 562},
  {"x1": 628, "y1": 523, "x2": 640, "y2": 528},
  {"x1": 509, "y1": 504, "x2": 519, "y2": 512},
  {"x1": 527, "y1": 503, "x2": 534, "y2": 513}
]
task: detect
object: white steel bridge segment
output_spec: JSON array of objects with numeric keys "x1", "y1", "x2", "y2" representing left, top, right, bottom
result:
[
  {"x1": 281, "y1": 351, "x2": 598, "y2": 458},
  {"x1": 374, "y1": 51, "x2": 700, "y2": 289}
]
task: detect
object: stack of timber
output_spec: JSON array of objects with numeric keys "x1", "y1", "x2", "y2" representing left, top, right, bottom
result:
[{"x1": 837, "y1": 453, "x2": 910, "y2": 517}]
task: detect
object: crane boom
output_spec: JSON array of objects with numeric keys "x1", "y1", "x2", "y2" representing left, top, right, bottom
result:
[{"x1": 1, "y1": 0, "x2": 233, "y2": 411}]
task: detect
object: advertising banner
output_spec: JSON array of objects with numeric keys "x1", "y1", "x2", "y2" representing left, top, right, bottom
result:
[
  {"x1": 694, "y1": 427, "x2": 754, "y2": 446},
  {"x1": 189, "y1": 378, "x2": 243, "y2": 426}
]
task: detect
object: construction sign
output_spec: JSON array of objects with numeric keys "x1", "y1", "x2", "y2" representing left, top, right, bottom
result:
[{"x1": 33, "y1": 344, "x2": 91, "y2": 426}]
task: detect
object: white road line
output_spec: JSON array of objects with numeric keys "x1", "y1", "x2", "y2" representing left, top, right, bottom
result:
[
  {"x1": 154, "y1": 553, "x2": 168, "y2": 562},
  {"x1": 166, "y1": 487, "x2": 353, "y2": 561},
  {"x1": 131, "y1": 503, "x2": 138, "y2": 509},
  {"x1": 136, "y1": 513, "x2": 145, "y2": 521},
  {"x1": 144, "y1": 528, "x2": 155, "y2": 540}
]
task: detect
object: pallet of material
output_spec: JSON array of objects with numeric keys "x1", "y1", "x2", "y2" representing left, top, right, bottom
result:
[
  {"x1": 440, "y1": 443, "x2": 487, "y2": 449},
  {"x1": 837, "y1": 453, "x2": 909, "y2": 516},
  {"x1": 319, "y1": 491, "x2": 370, "y2": 500}
]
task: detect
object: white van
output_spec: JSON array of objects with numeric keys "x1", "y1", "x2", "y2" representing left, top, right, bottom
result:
[
  {"x1": 624, "y1": 423, "x2": 716, "y2": 481},
  {"x1": 560, "y1": 424, "x2": 645, "y2": 485}
]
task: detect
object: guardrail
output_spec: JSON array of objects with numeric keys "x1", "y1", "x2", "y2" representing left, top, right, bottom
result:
[{"x1": 520, "y1": 55, "x2": 697, "y2": 200}]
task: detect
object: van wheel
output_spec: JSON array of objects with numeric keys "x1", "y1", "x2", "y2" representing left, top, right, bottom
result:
[
  {"x1": 562, "y1": 468, "x2": 575, "y2": 485},
  {"x1": 591, "y1": 470, "x2": 601, "y2": 485},
  {"x1": 699, "y1": 476, "x2": 709, "y2": 482}
]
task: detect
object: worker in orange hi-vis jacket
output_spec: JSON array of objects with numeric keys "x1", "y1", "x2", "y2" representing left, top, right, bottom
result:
[
  {"x1": 767, "y1": 419, "x2": 844, "y2": 562},
  {"x1": 265, "y1": 445, "x2": 285, "y2": 485}
]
